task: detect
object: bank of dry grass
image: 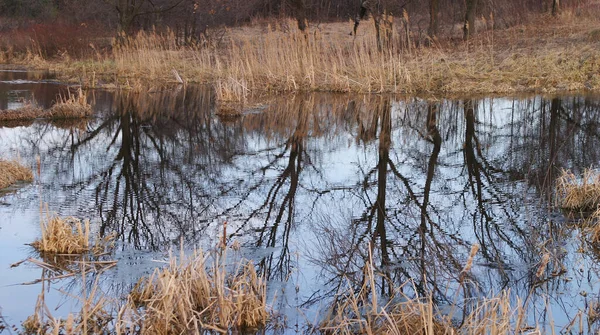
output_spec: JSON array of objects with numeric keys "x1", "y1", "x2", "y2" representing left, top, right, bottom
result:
[
  {"x1": 0, "y1": 159, "x2": 33, "y2": 189},
  {"x1": 4, "y1": 6, "x2": 600, "y2": 100}
]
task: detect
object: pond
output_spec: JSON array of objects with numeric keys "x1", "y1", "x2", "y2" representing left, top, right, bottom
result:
[{"x1": 1, "y1": 70, "x2": 600, "y2": 333}]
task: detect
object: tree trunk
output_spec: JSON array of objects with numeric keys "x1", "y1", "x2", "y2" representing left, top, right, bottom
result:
[
  {"x1": 289, "y1": 0, "x2": 308, "y2": 31},
  {"x1": 463, "y1": 0, "x2": 478, "y2": 40},
  {"x1": 428, "y1": 0, "x2": 439, "y2": 39},
  {"x1": 552, "y1": 0, "x2": 560, "y2": 16}
]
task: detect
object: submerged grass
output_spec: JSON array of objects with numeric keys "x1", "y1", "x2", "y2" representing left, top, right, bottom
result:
[{"x1": 0, "y1": 159, "x2": 33, "y2": 190}]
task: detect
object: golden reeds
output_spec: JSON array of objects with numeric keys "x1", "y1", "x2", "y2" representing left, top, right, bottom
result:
[
  {"x1": 0, "y1": 88, "x2": 92, "y2": 122},
  {"x1": 321, "y1": 247, "x2": 538, "y2": 335},
  {"x1": 9, "y1": 7, "x2": 598, "y2": 100},
  {"x1": 125, "y1": 249, "x2": 268, "y2": 333},
  {"x1": 556, "y1": 169, "x2": 600, "y2": 211},
  {"x1": 31, "y1": 214, "x2": 91, "y2": 254},
  {"x1": 49, "y1": 88, "x2": 92, "y2": 119},
  {"x1": 19, "y1": 249, "x2": 268, "y2": 334},
  {"x1": 0, "y1": 159, "x2": 34, "y2": 189}
]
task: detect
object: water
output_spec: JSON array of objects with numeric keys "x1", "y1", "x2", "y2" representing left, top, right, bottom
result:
[{"x1": 1, "y1": 71, "x2": 600, "y2": 332}]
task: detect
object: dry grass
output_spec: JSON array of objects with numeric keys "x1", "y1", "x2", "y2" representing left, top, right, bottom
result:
[
  {"x1": 31, "y1": 213, "x2": 91, "y2": 254},
  {"x1": 48, "y1": 88, "x2": 92, "y2": 119},
  {"x1": 18, "y1": 248, "x2": 268, "y2": 334},
  {"x1": 0, "y1": 88, "x2": 91, "y2": 122},
  {"x1": 556, "y1": 169, "x2": 600, "y2": 211},
  {"x1": 0, "y1": 159, "x2": 33, "y2": 189},
  {"x1": 6, "y1": 7, "x2": 600, "y2": 100},
  {"x1": 125, "y1": 249, "x2": 268, "y2": 333},
  {"x1": 320, "y1": 247, "x2": 539, "y2": 335},
  {"x1": 0, "y1": 103, "x2": 44, "y2": 122}
]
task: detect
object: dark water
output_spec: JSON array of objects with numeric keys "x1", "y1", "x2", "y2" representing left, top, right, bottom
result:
[{"x1": 2, "y1": 72, "x2": 600, "y2": 332}]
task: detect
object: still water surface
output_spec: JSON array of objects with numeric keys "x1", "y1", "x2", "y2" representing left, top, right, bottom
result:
[{"x1": 1, "y1": 70, "x2": 600, "y2": 332}]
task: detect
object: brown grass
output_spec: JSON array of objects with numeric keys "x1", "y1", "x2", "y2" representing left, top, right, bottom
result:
[
  {"x1": 0, "y1": 88, "x2": 92, "y2": 122},
  {"x1": 49, "y1": 88, "x2": 93, "y2": 119},
  {"x1": 320, "y1": 247, "x2": 540, "y2": 335},
  {"x1": 19, "y1": 248, "x2": 268, "y2": 334},
  {"x1": 5, "y1": 7, "x2": 600, "y2": 100},
  {"x1": 0, "y1": 104, "x2": 44, "y2": 122},
  {"x1": 0, "y1": 159, "x2": 34, "y2": 189},
  {"x1": 125, "y1": 249, "x2": 268, "y2": 333},
  {"x1": 31, "y1": 213, "x2": 91, "y2": 254},
  {"x1": 556, "y1": 168, "x2": 600, "y2": 211}
]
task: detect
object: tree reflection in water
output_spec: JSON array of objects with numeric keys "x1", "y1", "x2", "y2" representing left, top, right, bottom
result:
[{"x1": 6, "y1": 90, "x2": 600, "y2": 328}]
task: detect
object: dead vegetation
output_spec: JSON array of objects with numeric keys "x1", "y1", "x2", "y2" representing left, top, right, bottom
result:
[
  {"x1": 126, "y1": 250, "x2": 268, "y2": 333},
  {"x1": 320, "y1": 247, "x2": 540, "y2": 335},
  {"x1": 17, "y1": 249, "x2": 269, "y2": 334},
  {"x1": 31, "y1": 214, "x2": 92, "y2": 254},
  {"x1": 4, "y1": 6, "x2": 600, "y2": 100},
  {"x1": 48, "y1": 88, "x2": 93, "y2": 118},
  {"x1": 0, "y1": 88, "x2": 92, "y2": 122},
  {"x1": 556, "y1": 168, "x2": 600, "y2": 211},
  {"x1": 0, "y1": 159, "x2": 33, "y2": 189}
]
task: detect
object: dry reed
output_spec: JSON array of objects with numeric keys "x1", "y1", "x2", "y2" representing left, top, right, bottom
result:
[
  {"x1": 124, "y1": 249, "x2": 268, "y2": 333},
  {"x1": 556, "y1": 169, "x2": 600, "y2": 211},
  {"x1": 6, "y1": 6, "x2": 600, "y2": 100},
  {"x1": 19, "y1": 249, "x2": 268, "y2": 334},
  {"x1": 0, "y1": 88, "x2": 92, "y2": 122},
  {"x1": 48, "y1": 88, "x2": 92, "y2": 119},
  {"x1": 31, "y1": 213, "x2": 91, "y2": 254},
  {"x1": 0, "y1": 159, "x2": 33, "y2": 189},
  {"x1": 321, "y1": 247, "x2": 538, "y2": 335}
]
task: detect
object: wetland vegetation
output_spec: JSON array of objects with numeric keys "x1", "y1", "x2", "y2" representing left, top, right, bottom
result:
[{"x1": 2, "y1": 0, "x2": 600, "y2": 334}]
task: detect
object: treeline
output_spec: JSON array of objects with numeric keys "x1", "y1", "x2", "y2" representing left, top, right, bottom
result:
[{"x1": 0, "y1": 0, "x2": 582, "y2": 56}]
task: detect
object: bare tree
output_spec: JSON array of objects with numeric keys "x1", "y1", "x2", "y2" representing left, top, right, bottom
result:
[
  {"x1": 463, "y1": 0, "x2": 478, "y2": 40},
  {"x1": 428, "y1": 0, "x2": 439, "y2": 40}
]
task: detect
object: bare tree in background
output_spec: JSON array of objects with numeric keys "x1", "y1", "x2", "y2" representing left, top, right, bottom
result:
[
  {"x1": 428, "y1": 0, "x2": 439, "y2": 40},
  {"x1": 106, "y1": 0, "x2": 185, "y2": 38},
  {"x1": 463, "y1": 0, "x2": 478, "y2": 40}
]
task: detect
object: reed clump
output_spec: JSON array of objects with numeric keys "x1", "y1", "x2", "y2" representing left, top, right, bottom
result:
[
  {"x1": 31, "y1": 214, "x2": 91, "y2": 254},
  {"x1": 0, "y1": 103, "x2": 43, "y2": 122},
  {"x1": 0, "y1": 159, "x2": 33, "y2": 189},
  {"x1": 124, "y1": 250, "x2": 268, "y2": 334},
  {"x1": 556, "y1": 169, "x2": 600, "y2": 212},
  {"x1": 48, "y1": 88, "x2": 92, "y2": 119},
  {"x1": 0, "y1": 89, "x2": 91, "y2": 122},
  {"x1": 321, "y1": 247, "x2": 535, "y2": 335}
]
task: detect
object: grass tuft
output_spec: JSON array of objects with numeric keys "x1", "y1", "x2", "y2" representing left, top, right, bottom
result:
[
  {"x1": 0, "y1": 159, "x2": 33, "y2": 190},
  {"x1": 31, "y1": 214, "x2": 91, "y2": 254},
  {"x1": 49, "y1": 88, "x2": 92, "y2": 119},
  {"x1": 556, "y1": 168, "x2": 600, "y2": 212},
  {"x1": 0, "y1": 88, "x2": 92, "y2": 122},
  {"x1": 126, "y1": 249, "x2": 268, "y2": 333}
]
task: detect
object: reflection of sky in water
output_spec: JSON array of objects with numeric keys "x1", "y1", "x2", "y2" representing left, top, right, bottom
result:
[{"x1": 1, "y1": 81, "x2": 600, "y2": 332}]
